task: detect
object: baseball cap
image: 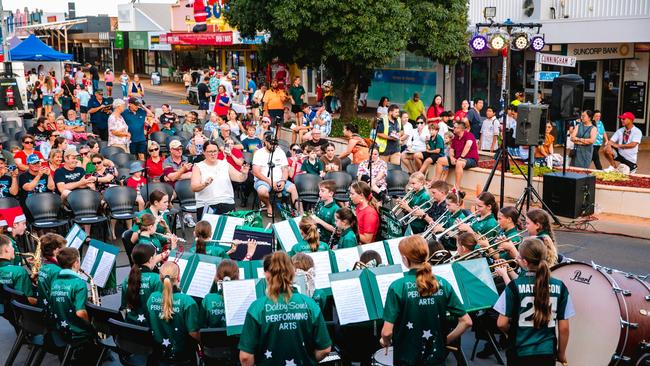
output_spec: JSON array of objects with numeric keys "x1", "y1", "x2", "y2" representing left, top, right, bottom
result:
[
  {"x1": 169, "y1": 140, "x2": 183, "y2": 149},
  {"x1": 26, "y1": 154, "x2": 41, "y2": 165},
  {"x1": 64, "y1": 147, "x2": 79, "y2": 157},
  {"x1": 618, "y1": 112, "x2": 635, "y2": 121},
  {"x1": 128, "y1": 97, "x2": 141, "y2": 106},
  {"x1": 94, "y1": 88, "x2": 104, "y2": 94}
]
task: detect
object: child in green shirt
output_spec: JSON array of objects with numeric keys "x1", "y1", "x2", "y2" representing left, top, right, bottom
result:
[
  {"x1": 36, "y1": 233, "x2": 66, "y2": 308},
  {"x1": 288, "y1": 216, "x2": 329, "y2": 256},
  {"x1": 0, "y1": 234, "x2": 35, "y2": 304},
  {"x1": 309, "y1": 179, "x2": 340, "y2": 244},
  {"x1": 190, "y1": 220, "x2": 233, "y2": 258},
  {"x1": 121, "y1": 244, "x2": 163, "y2": 326},
  {"x1": 300, "y1": 146, "x2": 325, "y2": 177},
  {"x1": 334, "y1": 207, "x2": 358, "y2": 249}
]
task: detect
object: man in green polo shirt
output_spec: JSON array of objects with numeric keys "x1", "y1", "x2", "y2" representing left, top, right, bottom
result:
[
  {"x1": 403, "y1": 93, "x2": 425, "y2": 122},
  {"x1": 310, "y1": 180, "x2": 340, "y2": 244}
]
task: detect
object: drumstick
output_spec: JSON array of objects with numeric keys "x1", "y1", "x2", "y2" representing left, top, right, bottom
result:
[
  {"x1": 445, "y1": 346, "x2": 458, "y2": 351},
  {"x1": 384, "y1": 346, "x2": 389, "y2": 355}
]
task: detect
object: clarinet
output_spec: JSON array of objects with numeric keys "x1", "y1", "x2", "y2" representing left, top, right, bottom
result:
[{"x1": 327, "y1": 228, "x2": 340, "y2": 249}]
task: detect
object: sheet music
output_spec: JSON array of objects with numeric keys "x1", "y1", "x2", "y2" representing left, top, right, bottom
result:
[
  {"x1": 66, "y1": 225, "x2": 80, "y2": 246},
  {"x1": 80, "y1": 245, "x2": 98, "y2": 276},
  {"x1": 375, "y1": 272, "x2": 403, "y2": 306},
  {"x1": 92, "y1": 251, "x2": 116, "y2": 288},
  {"x1": 306, "y1": 251, "x2": 333, "y2": 289},
  {"x1": 220, "y1": 217, "x2": 245, "y2": 242},
  {"x1": 385, "y1": 238, "x2": 409, "y2": 271},
  {"x1": 331, "y1": 277, "x2": 369, "y2": 325},
  {"x1": 360, "y1": 242, "x2": 389, "y2": 266},
  {"x1": 256, "y1": 267, "x2": 265, "y2": 278},
  {"x1": 223, "y1": 279, "x2": 257, "y2": 327},
  {"x1": 202, "y1": 214, "x2": 220, "y2": 236},
  {"x1": 239, "y1": 268, "x2": 246, "y2": 279},
  {"x1": 333, "y1": 247, "x2": 360, "y2": 272},
  {"x1": 273, "y1": 220, "x2": 299, "y2": 250},
  {"x1": 186, "y1": 261, "x2": 217, "y2": 298},
  {"x1": 70, "y1": 236, "x2": 84, "y2": 250},
  {"x1": 431, "y1": 263, "x2": 463, "y2": 304}
]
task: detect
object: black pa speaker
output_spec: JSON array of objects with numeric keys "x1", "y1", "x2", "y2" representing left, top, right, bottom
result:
[
  {"x1": 550, "y1": 74, "x2": 584, "y2": 121},
  {"x1": 515, "y1": 103, "x2": 547, "y2": 146},
  {"x1": 543, "y1": 172, "x2": 595, "y2": 218}
]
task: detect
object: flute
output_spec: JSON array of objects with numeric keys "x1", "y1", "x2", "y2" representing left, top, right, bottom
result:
[
  {"x1": 207, "y1": 239, "x2": 274, "y2": 247},
  {"x1": 153, "y1": 232, "x2": 187, "y2": 243}
]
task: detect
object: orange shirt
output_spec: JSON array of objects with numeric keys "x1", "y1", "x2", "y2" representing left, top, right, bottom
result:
[
  {"x1": 263, "y1": 89, "x2": 287, "y2": 110},
  {"x1": 535, "y1": 133, "x2": 555, "y2": 158}
]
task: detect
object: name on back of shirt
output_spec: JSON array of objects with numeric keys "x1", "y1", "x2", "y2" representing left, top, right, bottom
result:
[{"x1": 517, "y1": 283, "x2": 562, "y2": 295}]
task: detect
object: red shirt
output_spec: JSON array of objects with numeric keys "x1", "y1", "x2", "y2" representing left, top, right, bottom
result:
[
  {"x1": 217, "y1": 148, "x2": 244, "y2": 171},
  {"x1": 145, "y1": 157, "x2": 164, "y2": 179},
  {"x1": 454, "y1": 109, "x2": 468, "y2": 121},
  {"x1": 146, "y1": 122, "x2": 160, "y2": 136},
  {"x1": 356, "y1": 204, "x2": 379, "y2": 242},
  {"x1": 426, "y1": 105, "x2": 443, "y2": 120},
  {"x1": 450, "y1": 131, "x2": 479, "y2": 161},
  {"x1": 14, "y1": 150, "x2": 44, "y2": 172},
  {"x1": 126, "y1": 175, "x2": 148, "y2": 194}
]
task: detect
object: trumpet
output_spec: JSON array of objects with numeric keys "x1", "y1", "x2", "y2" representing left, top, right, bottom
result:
[
  {"x1": 421, "y1": 209, "x2": 450, "y2": 242},
  {"x1": 489, "y1": 259, "x2": 518, "y2": 277},
  {"x1": 475, "y1": 224, "x2": 501, "y2": 242},
  {"x1": 207, "y1": 239, "x2": 273, "y2": 247},
  {"x1": 452, "y1": 229, "x2": 528, "y2": 262},
  {"x1": 399, "y1": 197, "x2": 437, "y2": 225},
  {"x1": 392, "y1": 188, "x2": 415, "y2": 216},
  {"x1": 435, "y1": 213, "x2": 477, "y2": 241},
  {"x1": 78, "y1": 268, "x2": 101, "y2": 306}
]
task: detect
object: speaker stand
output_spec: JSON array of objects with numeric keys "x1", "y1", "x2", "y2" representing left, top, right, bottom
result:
[{"x1": 514, "y1": 146, "x2": 561, "y2": 225}]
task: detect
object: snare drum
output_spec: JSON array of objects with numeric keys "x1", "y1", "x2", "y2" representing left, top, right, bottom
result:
[
  {"x1": 552, "y1": 262, "x2": 650, "y2": 365},
  {"x1": 372, "y1": 347, "x2": 393, "y2": 366}
]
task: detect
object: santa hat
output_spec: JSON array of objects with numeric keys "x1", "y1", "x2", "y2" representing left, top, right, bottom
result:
[{"x1": 0, "y1": 206, "x2": 26, "y2": 230}]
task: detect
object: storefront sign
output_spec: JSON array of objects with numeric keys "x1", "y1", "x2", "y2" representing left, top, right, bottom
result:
[
  {"x1": 539, "y1": 53, "x2": 576, "y2": 67},
  {"x1": 128, "y1": 31, "x2": 149, "y2": 50},
  {"x1": 114, "y1": 31, "x2": 124, "y2": 49},
  {"x1": 568, "y1": 43, "x2": 634, "y2": 61},
  {"x1": 148, "y1": 32, "x2": 171, "y2": 51},
  {"x1": 161, "y1": 32, "x2": 233, "y2": 46},
  {"x1": 373, "y1": 69, "x2": 437, "y2": 86}
]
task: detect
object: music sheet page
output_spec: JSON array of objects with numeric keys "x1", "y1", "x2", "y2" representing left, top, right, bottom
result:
[
  {"x1": 221, "y1": 217, "x2": 245, "y2": 242},
  {"x1": 331, "y1": 278, "x2": 370, "y2": 325},
  {"x1": 186, "y1": 261, "x2": 217, "y2": 298},
  {"x1": 92, "y1": 251, "x2": 115, "y2": 288},
  {"x1": 274, "y1": 219, "x2": 299, "y2": 250},
  {"x1": 375, "y1": 272, "x2": 404, "y2": 306},
  {"x1": 202, "y1": 214, "x2": 220, "y2": 237},
  {"x1": 333, "y1": 247, "x2": 360, "y2": 272},
  {"x1": 223, "y1": 279, "x2": 257, "y2": 327},
  {"x1": 431, "y1": 264, "x2": 464, "y2": 304},
  {"x1": 306, "y1": 251, "x2": 333, "y2": 289},
  {"x1": 360, "y1": 242, "x2": 389, "y2": 266},
  {"x1": 385, "y1": 238, "x2": 409, "y2": 271},
  {"x1": 80, "y1": 245, "x2": 98, "y2": 276}
]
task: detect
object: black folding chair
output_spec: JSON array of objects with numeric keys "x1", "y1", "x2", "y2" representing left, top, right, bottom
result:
[
  {"x1": 100, "y1": 146, "x2": 125, "y2": 159},
  {"x1": 0, "y1": 196, "x2": 20, "y2": 208},
  {"x1": 25, "y1": 192, "x2": 69, "y2": 231},
  {"x1": 199, "y1": 328, "x2": 239, "y2": 366},
  {"x1": 110, "y1": 152, "x2": 134, "y2": 169},
  {"x1": 324, "y1": 171, "x2": 353, "y2": 203},
  {"x1": 67, "y1": 189, "x2": 109, "y2": 242},
  {"x1": 150, "y1": 131, "x2": 170, "y2": 154},
  {"x1": 86, "y1": 302, "x2": 124, "y2": 366},
  {"x1": 104, "y1": 186, "x2": 138, "y2": 223},
  {"x1": 340, "y1": 156, "x2": 352, "y2": 172},
  {"x1": 345, "y1": 163, "x2": 359, "y2": 181},
  {"x1": 294, "y1": 173, "x2": 321, "y2": 210},
  {"x1": 5, "y1": 299, "x2": 48, "y2": 366},
  {"x1": 108, "y1": 318, "x2": 155, "y2": 366},
  {"x1": 175, "y1": 179, "x2": 198, "y2": 215},
  {"x1": 386, "y1": 170, "x2": 410, "y2": 197}
]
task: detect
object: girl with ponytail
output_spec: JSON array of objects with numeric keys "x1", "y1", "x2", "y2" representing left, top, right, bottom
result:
[
  {"x1": 146, "y1": 261, "x2": 200, "y2": 360},
  {"x1": 458, "y1": 191, "x2": 499, "y2": 240},
  {"x1": 495, "y1": 237, "x2": 574, "y2": 366},
  {"x1": 349, "y1": 181, "x2": 379, "y2": 244},
  {"x1": 288, "y1": 216, "x2": 329, "y2": 256},
  {"x1": 239, "y1": 251, "x2": 332, "y2": 365},
  {"x1": 334, "y1": 207, "x2": 358, "y2": 249},
  {"x1": 190, "y1": 220, "x2": 233, "y2": 258},
  {"x1": 121, "y1": 244, "x2": 162, "y2": 325},
  {"x1": 381, "y1": 236, "x2": 472, "y2": 365},
  {"x1": 201, "y1": 259, "x2": 239, "y2": 328},
  {"x1": 525, "y1": 209, "x2": 560, "y2": 266}
]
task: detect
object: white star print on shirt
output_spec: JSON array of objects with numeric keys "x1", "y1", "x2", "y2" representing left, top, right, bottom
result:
[
  {"x1": 137, "y1": 314, "x2": 146, "y2": 323},
  {"x1": 422, "y1": 330, "x2": 432, "y2": 340},
  {"x1": 285, "y1": 359, "x2": 296, "y2": 366},
  {"x1": 406, "y1": 322, "x2": 414, "y2": 329},
  {"x1": 43, "y1": 299, "x2": 48, "y2": 305},
  {"x1": 162, "y1": 338, "x2": 171, "y2": 347},
  {"x1": 265, "y1": 350, "x2": 272, "y2": 359},
  {"x1": 60, "y1": 320, "x2": 68, "y2": 328}
]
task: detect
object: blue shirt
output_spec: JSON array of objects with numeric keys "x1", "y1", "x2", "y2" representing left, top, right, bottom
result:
[
  {"x1": 77, "y1": 91, "x2": 91, "y2": 107},
  {"x1": 88, "y1": 96, "x2": 111, "y2": 129},
  {"x1": 594, "y1": 120, "x2": 606, "y2": 146},
  {"x1": 242, "y1": 136, "x2": 262, "y2": 153},
  {"x1": 122, "y1": 109, "x2": 147, "y2": 143},
  {"x1": 247, "y1": 79, "x2": 257, "y2": 103}
]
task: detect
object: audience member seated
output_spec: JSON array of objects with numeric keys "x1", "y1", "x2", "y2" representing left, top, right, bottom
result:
[
  {"x1": 214, "y1": 123, "x2": 244, "y2": 151},
  {"x1": 39, "y1": 132, "x2": 63, "y2": 160},
  {"x1": 28, "y1": 117, "x2": 49, "y2": 148},
  {"x1": 187, "y1": 126, "x2": 207, "y2": 162},
  {"x1": 203, "y1": 112, "x2": 220, "y2": 139},
  {"x1": 340, "y1": 123, "x2": 369, "y2": 164},
  {"x1": 301, "y1": 146, "x2": 325, "y2": 177},
  {"x1": 433, "y1": 120, "x2": 479, "y2": 188},
  {"x1": 127, "y1": 161, "x2": 147, "y2": 211},
  {"x1": 162, "y1": 140, "x2": 195, "y2": 227},
  {"x1": 90, "y1": 154, "x2": 117, "y2": 194},
  {"x1": 604, "y1": 111, "x2": 642, "y2": 174},
  {"x1": 19, "y1": 153, "x2": 55, "y2": 206},
  {"x1": 0, "y1": 156, "x2": 19, "y2": 198},
  {"x1": 320, "y1": 143, "x2": 341, "y2": 173},
  {"x1": 301, "y1": 128, "x2": 329, "y2": 156},
  {"x1": 241, "y1": 124, "x2": 263, "y2": 153},
  {"x1": 65, "y1": 110, "x2": 85, "y2": 133},
  {"x1": 54, "y1": 148, "x2": 96, "y2": 200},
  {"x1": 535, "y1": 122, "x2": 559, "y2": 167},
  {"x1": 252, "y1": 131, "x2": 299, "y2": 217},
  {"x1": 402, "y1": 115, "x2": 429, "y2": 173},
  {"x1": 0, "y1": 140, "x2": 15, "y2": 165},
  {"x1": 287, "y1": 144, "x2": 304, "y2": 182},
  {"x1": 146, "y1": 141, "x2": 164, "y2": 182},
  {"x1": 358, "y1": 145, "x2": 388, "y2": 198},
  {"x1": 306, "y1": 104, "x2": 333, "y2": 138},
  {"x1": 14, "y1": 134, "x2": 44, "y2": 172}
]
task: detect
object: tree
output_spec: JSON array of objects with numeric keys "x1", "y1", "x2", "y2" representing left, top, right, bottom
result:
[{"x1": 226, "y1": 0, "x2": 470, "y2": 120}]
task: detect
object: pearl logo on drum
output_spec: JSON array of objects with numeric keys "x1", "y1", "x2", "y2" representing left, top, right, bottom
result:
[{"x1": 571, "y1": 270, "x2": 592, "y2": 285}]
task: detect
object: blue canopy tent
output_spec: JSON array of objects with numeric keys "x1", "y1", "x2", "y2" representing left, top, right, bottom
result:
[{"x1": 9, "y1": 34, "x2": 73, "y2": 61}]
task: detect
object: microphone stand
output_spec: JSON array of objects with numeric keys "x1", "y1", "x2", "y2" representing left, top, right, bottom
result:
[
  {"x1": 367, "y1": 118, "x2": 381, "y2": 192},
  {"x1": 266, "y1": 115, "x2": 283, "y2": 250}
]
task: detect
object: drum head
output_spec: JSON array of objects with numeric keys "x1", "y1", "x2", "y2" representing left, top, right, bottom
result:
[
  {"x1": 372, "y1": 347, "x2": 393, "y2": 366},
  {"x1": 552, "y1": 262, "x2": 621, "y2": 365}
]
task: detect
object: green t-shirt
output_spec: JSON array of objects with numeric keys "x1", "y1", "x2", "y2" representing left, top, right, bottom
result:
[
  {"x1": 315, "y1": 200, "x2": 339, "y2": 244},
  {"x1": 427, "y1": 134, "x2": 445, "y2": 154},
  {"x1": 37, "y1": 261, "x2": 61, "y2": 307},
  {"x1": 301, "y1": 159, "x2": 324, "y2": 175},
  {"x1": 49, "y1": 269, "x2": 91, "y2": 341},
  {"x1": 131, "y1": 208, "x2": 172, "y2": 240},
  {"x1": 288, "y1": 240, "x2": 329, "y2": 257},
  {"x1": 201, "y1": 291, "x2": 226, "y2": 328},
  {"x1": 336, "y1": 227, "x2": 358, "y2": 249},
  {"x1": 121, "y1": 267, "x2": 163, "y2": 326},
  {"x1": 147, "y1": 289, "x2": 200, "y2": 358},
  {"x1": 494, "y1": 272, "x2": 575, "y2": 357},
  {"x1": 403, "y1": 99, "x2": 425, "y2": 121},
  {"x1": 499, "y1": 227, "x2": 522, "y2": 260},
  {"x1": 238, "y1": 292, "x2": 332, "y2": 365},
  {"x1": 440, "y1": 210, "x2": 466, "y2": 250},
  {"x1": 190, "y1": 243, "x2": 231, "y2": 259},
  {"x1": 471, "y1": 214, "x2": 498, "y2": 240},
  {"x1": 0, "y1": 259, "x2": 34, "y2": 297},
  {"x1": 409, "y1": 188, "x2": 431, "y2": 233},
  {"x1": 288, "y1": 85, "x2": 306, "y2": 107},
  {"x1": 383, "y1": 270, "x2": 466, "y2": 365},
  {"x1": 138, "y1": 234, "x2": 163, "y2": 253}
]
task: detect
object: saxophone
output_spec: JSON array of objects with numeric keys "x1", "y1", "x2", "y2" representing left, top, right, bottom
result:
[
  {"x1": 25, "y1": 231, "x2": 42, "y2": 279},
  {"x1": 78, "y1": 268, "x2": 101, "y2": 306}
]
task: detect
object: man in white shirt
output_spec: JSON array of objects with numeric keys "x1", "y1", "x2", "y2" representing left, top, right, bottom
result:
[
  {"x1": 603, "y1": 112, "x2": 642, "y2": 174},
  {"x1": 252, "y1": 131, "x2": 299, "y2": 217},
  {"x1": 480, "y1": 106, "x2": 500, "y2": 152}
]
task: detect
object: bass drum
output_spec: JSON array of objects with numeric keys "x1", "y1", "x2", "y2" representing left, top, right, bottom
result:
[{"x1": 552, "y1": 262, "x2": 650, "y2": 366}]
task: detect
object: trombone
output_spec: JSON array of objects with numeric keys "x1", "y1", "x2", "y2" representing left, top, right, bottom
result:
[
  {"x1": 474, "y1": 224, "x2": 502, "y2": 243},
  {"x1": 391, "y1": 188, "x2": 415, "y2": 216},
  {"x1": 435, "y1": 213, "x2": 477, "y2": 241},
  {"x1": 399, "y1": 196, "x2": 437, "y2": 225},
  {"x1": 452, "y1": 229, "x2": 528, "y2": 262}
]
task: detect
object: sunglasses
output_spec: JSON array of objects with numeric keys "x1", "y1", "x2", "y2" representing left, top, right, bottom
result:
[
  {"x1": 416, "y1": 121, "x2": 424, "y2": 124},
  {"x1": 149, "y1": 148, "x2": 159, "y2": 152},
  {"x1": 91, "y1": 161, "x2": 102, "y2": 165},
  {"x1": 23, "y1": 140, "x2": 34, "y2": 144}
]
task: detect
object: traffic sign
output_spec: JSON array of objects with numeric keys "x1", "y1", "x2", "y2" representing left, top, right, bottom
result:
[
  {"x1": 538, "y1": 53, "x2": 576, "y2": 67},
  {"x1": 535, "y1": 71, "x2": 560, "y2": 82}
]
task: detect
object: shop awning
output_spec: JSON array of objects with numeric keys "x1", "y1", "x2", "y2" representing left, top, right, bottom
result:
[{"x1": 161, "y1": 31, "x2": 233, "y2": 46}]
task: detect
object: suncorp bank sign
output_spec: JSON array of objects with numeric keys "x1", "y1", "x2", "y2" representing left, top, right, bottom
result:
[{"x1": 568, "y1": 43, "x2": 634, "y2": 61}]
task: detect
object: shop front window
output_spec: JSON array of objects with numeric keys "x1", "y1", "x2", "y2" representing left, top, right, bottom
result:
[
  {"x1": 601, "y1": 60, "x2": 622, "y2": 130},
  {"x1": 470, "y1": 58, "x2": 489, "y2": 104},
  {"x1": 578, "y1": 61, "x2": 597, "y2": 111},
  {"x1": 454, "y1": 64, "x2": 470, "y2": 111}
]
